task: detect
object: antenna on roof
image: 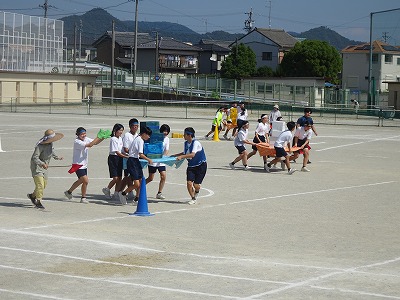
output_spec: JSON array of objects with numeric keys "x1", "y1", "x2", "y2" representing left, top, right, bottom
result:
[
  {"x1": 267, "y1": 1, "x2": 272, "y2": 28},
  {"x1": 244, "y1": 8, "x2": 254, "y2": 33}
]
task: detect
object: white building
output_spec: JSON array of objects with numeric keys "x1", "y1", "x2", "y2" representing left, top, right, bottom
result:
[
  {"x1": 232, "y1": 28, "x2": 298, "y2": 70},
  {"x1": 341, "y1": 40, "x2": 400, "y2": 92}
]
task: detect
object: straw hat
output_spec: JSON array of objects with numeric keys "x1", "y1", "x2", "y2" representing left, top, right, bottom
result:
[{"x1": 39, "y1": 129, "x2": 64, "y2": 144}]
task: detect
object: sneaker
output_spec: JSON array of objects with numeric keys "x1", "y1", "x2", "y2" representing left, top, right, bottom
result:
[
  {"x1": 223, "y1": 134, "x2": 228, "y2": 140},
  {"x1": 64, "y1": 190, "x2": 72, "y2": 200},
  {"x1": 156, "y1": 192, "x2": 165, "y2": 200},
  {"x1": 133, "y1": 196, "x2": 139, "y2": 206},
  {"x1": 102, "y1": 187, "x2": 111, "y2": 199},
  {"x1": 80, "y1": 197, "x2": 89, "y2": 204},
  {"x1": 187, "y1": 198, "x2": 197, "y2": 205},
  {"x1": 204, "y1": 135, "x2": 209, "y2": 140},
  {"x1": 270, "y1": 164, "x2": 278, "y2": 170},
  {"x1": 27, "y1": 193, "x2": 37, "y2": 206},
  {"x1": 127, "y1": 191, "x2": 135, "y2": 200},
  {"x1": 301, "y1": 166, "x2": 311, "y2": 172},
  {"x1": 194, "y1": 190, "x2": 199, "y2": 199},
  {"x1": 118, "y1": 192, "x2": 127, "y2": 205},
  {"x1": 307, "y1": 160, "x2": 312, "y2": 164},
  {"x1": 244, "y1": 165, "x2": 251, "y2": 171},
  {"x1": 35, "y1": 200, "x2": 45, "y2": 209},
  {"x1": 229, "y1": 162, "x2": 235, "y2": 169},
  {"x1": 288, "y1": 168, "x2": 297, "y2": 175},
  {"x1": 264, "y1": 164, "x2": 270, "y2": 173},
  {"x1": 280, "y1": 161, "x2": 286, "y2": 171}
]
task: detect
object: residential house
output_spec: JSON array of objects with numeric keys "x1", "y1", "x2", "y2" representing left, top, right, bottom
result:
[
  {"x1": 232, "y1": 28, "x2": 298, "y2": 70},
  {"x1": 195, "y1": 39, "x2": 232, "y2": 74},
  {"x1": 342, "y1": 40, "x2": 400, "y2": 92},
  {"x1": 92, "y1": 31, "x2": 201, "y2": 74}
]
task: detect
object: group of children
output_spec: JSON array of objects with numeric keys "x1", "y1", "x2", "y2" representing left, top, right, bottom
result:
[
  {"x1": 227, "y1": 106, "x2": 316, "y2": 174},
  {"x1": 28, "y1": 118, "x2": 208, "y2": 209},
  {"x1": 27, "y1": 106, "x2": 316, "y2": 209}
]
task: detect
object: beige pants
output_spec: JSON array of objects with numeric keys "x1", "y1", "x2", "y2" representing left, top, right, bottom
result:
[{"x1": 33, "y1": 176, "x2": 47, "y2": 200}]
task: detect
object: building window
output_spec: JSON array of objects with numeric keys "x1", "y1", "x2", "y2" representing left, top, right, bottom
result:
[
  {"x1": 385, "y1": 54, "x2": 393, "y2": 64},
  {"x1": 262, "y1": 52, "x2": 272, "y2": 61},
  {"x1": 371, "y1": 54, "x2": 378, "y2": 63},
  {"x1": 397, "y1": 57, "x2": 400, "y2": 65}
]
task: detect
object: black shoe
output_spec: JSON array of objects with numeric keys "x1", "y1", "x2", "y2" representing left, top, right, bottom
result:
[
  {"x1": 27, "y1": 193, "x2": 37, "y2": 206},
  {"x1": 35, "y1": 200, "x2": 45, "y2": 209}
]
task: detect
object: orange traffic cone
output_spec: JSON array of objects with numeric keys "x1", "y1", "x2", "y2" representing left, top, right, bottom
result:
[{"x1": 212, "y1": 125, "x2": 220, "y2": 142}]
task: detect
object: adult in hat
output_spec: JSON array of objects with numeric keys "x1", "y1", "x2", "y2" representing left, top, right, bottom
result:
[
  {"x1": 268, "y1": 104, "x2": 282, "y2": 124},
  {"x1": 28, "y1": 129, "x2": 64, "y2": 209}
]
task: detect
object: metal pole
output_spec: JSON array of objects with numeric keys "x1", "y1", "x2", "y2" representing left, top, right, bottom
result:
[
  {"x1": 133, "y1": 0, "x2": 139, "y2": 91},
  {"x1": 73, "y1": 23, "x2": 76, "y2": 74},
  {"x1": 155, "y1": 31, "x2": 159, "y2": 78},
  {"x1": 367, "y1": 12, "x2": 373, "y2": 109},
  {"x1": 111, "y1": 20, "x2": 115, "y2": 104}
]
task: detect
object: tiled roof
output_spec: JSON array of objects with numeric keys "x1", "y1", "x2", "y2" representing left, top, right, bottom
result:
[
  {"x1": 140, "y1": 37, "x2": 201, "y2": 51},
  {"x1": 254, "y1": 28, "x2": 298, "y2": 48},
  {"x1": 341, "y1": 40, "x2": 400, "y2": 54},
  {"x1": 92, "y1": 31, "x2": 153, "y2": 47},
  {"x1": 198, "y1": 39, "x2": 233, "y2": 49}
]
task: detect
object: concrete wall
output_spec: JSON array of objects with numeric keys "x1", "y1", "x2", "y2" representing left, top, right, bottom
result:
[{"x1": 0, "y1": 71, "x2": 100, "y2": 103}]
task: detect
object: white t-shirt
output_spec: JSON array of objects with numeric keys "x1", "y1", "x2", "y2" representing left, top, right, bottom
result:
[
  {"x1": 109, "y1": 136, "x2": 123, "y2": 155},
  {"x1": 72, "y1": 137, "x2": 93, "y2": 169},
  {"x1": 234, "y1": 128, "x2": 248, "y2": 147},
  {"x1": 255, "y1": 122, "x2": 269, "y2": 136},
  {"x1": 237, "y1": 109, "x2": 248, "y2": 121},
  {"x1": 274, "y1": 130, "x2": 293, "y2": 148},
  {"x1": 269, "y1": 109, "x2": 281, "y2": 123},
  {"x1": 128, "y1": 135, "x2": 144, "y2": 158},
  {"x1": 294, "y1": 127, "x2": 313, "y2": 141},
  {"x1": 122, "y1": 131, "x2": 138, "y2": 154},
  {"x1": 149, "y1": 136, "x2": 170, "y2": 167},
  {"x1": 184, "y1": 140, "x2": 202, "y2": 155}
]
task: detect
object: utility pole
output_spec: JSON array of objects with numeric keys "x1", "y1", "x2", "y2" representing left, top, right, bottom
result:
[
  {"x1": 39, "y1": 0, "x2": 53, "y2": 18},
  {"x1": 155, "y1": 31, "x2": 159, "y2": 79},
  {"x1": 382, "y1": 32, "x2": 391, "y2": 43},
  {"x1": 73, "y1": 23, "x2": 77, "y2": 74},
  {"x1": 79, "y1": 19, "x2": 83, "y2": 61},
  {"x1": 244, "y1": 8, "x2": 254, "y2": 33}
]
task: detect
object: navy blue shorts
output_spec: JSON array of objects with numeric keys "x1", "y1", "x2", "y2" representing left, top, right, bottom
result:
[
  {"x1": 148, "y1": 165, "x2": 166, "y2": 174},
  {"x1": 275, "y1": 147, "x2": 288, "y2": 158},
  {"x1": 252, "y1": 135, "x2": 266, "y2": 151},
  {"x1": 127, "y1": 157, "x2": 143, "y2": 181},
  {"x1": 186, "y1": 162, "x2": 207, "y2": 184},
  {"x1": 235, "y1": 145, "x2": 246, "y2": 154},
  {"x1": 108, "y1": 155, "x2": 123, "y2": 178},
  {"x1": 75, "y1": 168, "x2": 88, "y2": 178}
]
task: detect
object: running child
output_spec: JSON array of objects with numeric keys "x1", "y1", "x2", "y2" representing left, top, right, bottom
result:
[{"x1": 229, "y1": 120, "x2": 256, "y2": 170}]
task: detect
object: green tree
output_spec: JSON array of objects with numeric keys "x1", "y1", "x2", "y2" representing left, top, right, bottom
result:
[
  {"x1": 221, "y1": 43, "x2": 256, "y2": 79},
  {"x1": 280, "y1": 40, "x2": 342, "y2": 83},
  {"x1": 256, "y1": 66, "x2": 274, "y2": 77}
]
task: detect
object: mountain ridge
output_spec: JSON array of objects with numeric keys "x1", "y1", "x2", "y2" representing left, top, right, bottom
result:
[{"x1": 61, "y1": 8, "x2": 365, "y2": 50}]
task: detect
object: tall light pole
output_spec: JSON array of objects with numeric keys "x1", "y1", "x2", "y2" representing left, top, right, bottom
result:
[
  {"x1": 133, "y1": 0, "x2": 139, "y2": 90},
  {"x1": 368, "y1": 8, "x2": 400, "y2": 108}
]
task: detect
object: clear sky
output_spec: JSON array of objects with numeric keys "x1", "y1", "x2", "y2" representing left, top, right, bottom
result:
[{"x1": 1, "y1": 0, "x2": 400, "y2": 42}]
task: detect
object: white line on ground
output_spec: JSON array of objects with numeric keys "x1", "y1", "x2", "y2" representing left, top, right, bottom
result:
[
  {"x1": 0, "y1": 288, "x2": 74, "y2": 300},
  {"x1": 245, "y1": 256, "x2": 400, "y2": 299},
  {"x1": 316, "y1": 135, "x2": 400, "y2": 151},
  {"x1": 0, "y1": 246, "x2": 288, "y2": 285},
  {"x1": 0, "y1": 264, "x2": 242, "y2": 299},
  {"x1": 309, "y1": 285, "x2": 400, "y2": 299}
]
